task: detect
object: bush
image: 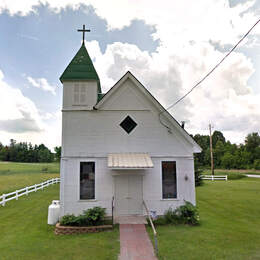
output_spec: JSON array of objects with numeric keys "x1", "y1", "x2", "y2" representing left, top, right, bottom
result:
[
  {"x1": 83, "y1": 207, "x2": 106, "y2": 226},
  {"x1": 60, "y1": 214, "x2": 79, "y2": 226},
  {"x1": 175, "y1": 201, "x2": 199, "y2": 225},
  {"x1": 254, "y1": 159, "x2": 260, "y2": 170},
  {"x1": 164, "y1": 207, "x2": 179, "y2": 224},
  {"x1": 151, "y1": 202, "x2": 200, "y2": 226},
  {"x1": 60, "y1": 207, "x2": 106, "y2": 226},
  {"x1": 226, "y1": 173, "x2": 246, "y2": 180}
]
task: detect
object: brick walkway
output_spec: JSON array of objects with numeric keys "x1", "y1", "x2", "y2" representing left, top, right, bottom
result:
[{"x1": 119, "y1": 224, "x2": 157, "y2": 260}]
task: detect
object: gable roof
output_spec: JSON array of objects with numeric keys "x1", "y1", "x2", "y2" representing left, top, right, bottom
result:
[
  {"x1": 60, "y1": 43, "x2": 102, "y2": 94},
  {"x1": 95, "y1": 71, "x2": 202, "y2": 153}
]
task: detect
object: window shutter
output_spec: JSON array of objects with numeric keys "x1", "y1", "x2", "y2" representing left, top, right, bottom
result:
[
  {"x1": 74, "y1": 84, "x2": 80, "y2": 104},
  {"x1": 80, "y1": 84, "x2": 86, "y2": 103},
  {"x1": 74, "y1": 83, "x2": 87, "y2": 105}
]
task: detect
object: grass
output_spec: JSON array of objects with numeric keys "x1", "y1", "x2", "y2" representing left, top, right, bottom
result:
[
  {"x1": 203, "y1": 168, "x2": 260, "y2": 176},
  {"x1": 0, "y1": 162, "x2": 60, "y2": 194},
  {"x1": 0, "y1": 184, "x2": 119, "y2": 260},
  {"x1": 149, "y1": 178, "x2": 260, "y2": 260}
]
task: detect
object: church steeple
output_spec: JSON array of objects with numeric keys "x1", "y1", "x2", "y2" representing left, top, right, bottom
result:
[
  {"x1": 60, "y1": 26, "x2": 102, "y2": 110},
  {"x1": 59, "y1": 43, "x2": 101, "y2": 92}
]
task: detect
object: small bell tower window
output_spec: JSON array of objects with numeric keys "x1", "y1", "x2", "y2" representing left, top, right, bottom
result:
[{"x1": 74, "y1": 83, "x2": 86, "y2": 105}]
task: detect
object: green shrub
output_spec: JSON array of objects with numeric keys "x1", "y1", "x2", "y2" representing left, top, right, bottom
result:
[
  {"x1": 148, "y1": 216, "x2": 167, "y2": 225},
  {"x1": 175, "y1": 201, "x2": 199, "y2": 225},
  {"x1": 152, "y1": 202, "x2": 200, "y2": 226},
  {"x1": 164, "y1": 207, "x2": 179, "y2": 224},
  {"x1": 83, "y1": 207, "x2": 106, "y2": 226},
  {"x1": 60, "y1": 207, "x2": 106, "y2": 226},
  {"x1": 226, "y1": 173, "x2": 246, "y2": 180},
  {"x1": 195, "y1": 168, "x2": 204, "y2": 187},
  {"x1": 60, "y1": 214, "x2": 79, "y2": 226},
  {"x1": 254, "y1": 159, "x2": 260, "y2": 170}
]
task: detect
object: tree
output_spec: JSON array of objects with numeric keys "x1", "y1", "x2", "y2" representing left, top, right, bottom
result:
[
  {"x1": 221, "y1": 152, "x2": 236, "y2": 169},
  {"x1": 54, "y1": 146, "x2": 62, "y2": 161},
  {"x1": 193, "y1": 134, "x2": 210, "y2": 167},
  {"x1": 212, "y1": 130, "x2": 225, "y2": 148},
  {"x1": 245, "y1": 132, "x2": 260, "y2": 164}
]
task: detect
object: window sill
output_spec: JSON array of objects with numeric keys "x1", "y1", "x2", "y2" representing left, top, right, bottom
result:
[
  {"x1": 78, "y1": 199, "x2": 97, "y2": 202},
  {"x1": 160, "y1": 199, "x2": 179, "y2": 201}
]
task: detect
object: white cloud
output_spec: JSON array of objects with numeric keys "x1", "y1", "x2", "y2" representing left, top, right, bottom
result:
[
  {"x1": 86, "y1": 39, "x2": 260, "y2": 144},
  {"x1": 1, "y1": 0, "x2": 259, "y2": 144},
  {"x1": 0, "y1": 70, "x2": 61, "y2": 149},
  {"x1": 27, "y1": 76, "x2": 56, "y2": 95}
]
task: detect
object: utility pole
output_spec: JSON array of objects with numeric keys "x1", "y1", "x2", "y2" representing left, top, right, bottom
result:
[{"x1": 209, "y1": 124, "x2": 214, "y2": 175}]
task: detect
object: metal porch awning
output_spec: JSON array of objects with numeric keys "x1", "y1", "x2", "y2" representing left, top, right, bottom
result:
[{"x1": 108, "y1": 153, "x2": 154, "y2": 169}]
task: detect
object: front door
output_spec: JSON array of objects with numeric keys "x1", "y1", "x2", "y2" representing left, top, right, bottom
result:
[{"x1": 115, "y1": 174, "x2": 143, "y2": 216}]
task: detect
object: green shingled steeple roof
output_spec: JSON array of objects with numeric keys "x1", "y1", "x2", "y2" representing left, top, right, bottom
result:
[{"x1": 60, "y1": 43, "x2": 101, "y2": 93}]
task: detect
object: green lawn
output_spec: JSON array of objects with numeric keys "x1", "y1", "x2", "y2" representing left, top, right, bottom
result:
[
  {"x1": 0, "y1": 162, "x2": 60, "y2": 194},
  {"x1": 0, "y1": 184, "x2": 119, "y2": 260},
  {"x1": 150, "y1": 178, "x2": 260, "y2": 260},
  {"x1": 1, "y1": 163, "x2": 260, "y2": 259},
  {"x1": 203, "y1": 168, "x2": 260, "y2": 176}
]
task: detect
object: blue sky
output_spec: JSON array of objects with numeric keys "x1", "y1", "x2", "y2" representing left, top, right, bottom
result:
[{"x1": 0, "y1": 0, "x2": 259, "y2": 149}]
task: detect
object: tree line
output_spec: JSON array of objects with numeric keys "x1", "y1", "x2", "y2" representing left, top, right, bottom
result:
[
  {"x1": 0, "y1": 139, "x2": 61, "y2": 163},
  {"x1": 193, "y1": 132, "x2": 260, "y2": 170}
]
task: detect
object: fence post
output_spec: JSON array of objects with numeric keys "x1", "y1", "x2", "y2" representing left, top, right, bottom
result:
[
  {"x1": 16, "y1": 190, "x2": 18, "y2": 200},
  {"x1": 41, "y1": 182, "x2": 43, "y2": 190},
  {"x1": 34, "y1": 184, "x2": 37, "y2": 192},
  {"x1": 26, "y1": 187, "x2": 28, "y2": 196},
  {"x1": 212, "y1": 176, "x2": 213, "y2": 181},
  {"x1": 2, "y1": 194, "x2": 5, "y2": 206}
]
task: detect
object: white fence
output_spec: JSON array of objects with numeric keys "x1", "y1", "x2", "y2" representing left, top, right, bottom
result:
[
  {"x1": 0, "y1": 178, "x2": 60, "y2": 206},
  {"x1": 201, "y1": 175, "x2": 227, "y2": 181}
]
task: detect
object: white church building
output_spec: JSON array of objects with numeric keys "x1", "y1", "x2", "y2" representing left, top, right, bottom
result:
[{"x1": 59, "y1": 32, "x2": 201, "y2": 218}]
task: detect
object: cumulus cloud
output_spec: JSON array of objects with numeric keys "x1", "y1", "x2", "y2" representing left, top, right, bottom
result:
[
  {"x1": 86, "y1": 38, "x2": 260, "y2": 144},
  {"x1": 27, "y1": 76, "x2": 56, "y2": 95},
  {"x1": 1, "y1": 0, "x2": 259, "y2": 144},
  {"x1": 0, "y1": 70, "x2": 61, "y2": 149},
  {"x1": 0, "y1": 71, "x2": 44, "y2": 132}
]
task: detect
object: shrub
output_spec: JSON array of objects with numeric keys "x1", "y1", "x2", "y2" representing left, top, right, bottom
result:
[
  {"x1": 164, "y1": 207, "x2": 179, "y2": 224},
  {"x1": 60, "y1": 214, "x2": 79, "y2": 226},
  {"x1": 175, "y1": 201, "x2": 199, "y2": 225},
  {"x1": 254, "y1": 159, "x2": 260, "y2": 170},
  {"x1": 226, "y1": 173, "x2": 246, "y2": 180},
  {"x1": 151, "y1": 202, "x2": 200, "y2": 226},
  {"x1": 195, "y1": 168, "x2": 203, "y2": 187},
  {"x1": 60, "y1": 207, "x2": 106, "y2": 226},
  {"x1": 83, "y1": 207, "x2": 106, "y2": 226},
  {"x1": 148, "y1": 216, "x2": 167, "y2": 225}
]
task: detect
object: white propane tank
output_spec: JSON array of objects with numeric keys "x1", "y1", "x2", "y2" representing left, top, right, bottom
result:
[{"x1": 47, "y1": 200, "x2": 60, "y2": 225}]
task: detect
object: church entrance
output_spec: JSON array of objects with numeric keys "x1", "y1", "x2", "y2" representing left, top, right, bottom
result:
[{"x1": 114, "y1": 174, "x2": 143, "y2": 216}]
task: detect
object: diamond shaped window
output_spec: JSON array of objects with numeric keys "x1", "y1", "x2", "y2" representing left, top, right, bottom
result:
[{"x1": 120, "y1": 116, "x2": 137, "y2": 134}]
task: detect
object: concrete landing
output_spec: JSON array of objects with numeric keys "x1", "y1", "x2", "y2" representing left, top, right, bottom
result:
[
  {"x1": 115, "y1": 215, "x2": 147, "y2": 224},
  {"x1": 119, "y1": 224, "x2": 157, "y2": 260}
]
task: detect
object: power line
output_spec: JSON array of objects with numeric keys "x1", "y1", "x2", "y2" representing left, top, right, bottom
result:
[{"x1": 161, "y1": 18, "x2": 260, "y2": 114}]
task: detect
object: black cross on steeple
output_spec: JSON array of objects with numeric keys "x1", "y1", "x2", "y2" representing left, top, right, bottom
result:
[{"x1": 77, "y1": 25, "x2": 90, "y2": 44}]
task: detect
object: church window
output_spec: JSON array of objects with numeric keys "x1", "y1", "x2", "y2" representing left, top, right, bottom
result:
[
  {"x1": 120, "y1": 116, "x2": 137, "y2": 134},
  {"x1": 162, "y1": 161, "x2": 177, "y2": 199},
  {"x1": 80, "y1": 162, "x2": 95, "y2": 200},
  {"x1": 74, "y1": 83, "x2": 86, "y2": 105}
]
